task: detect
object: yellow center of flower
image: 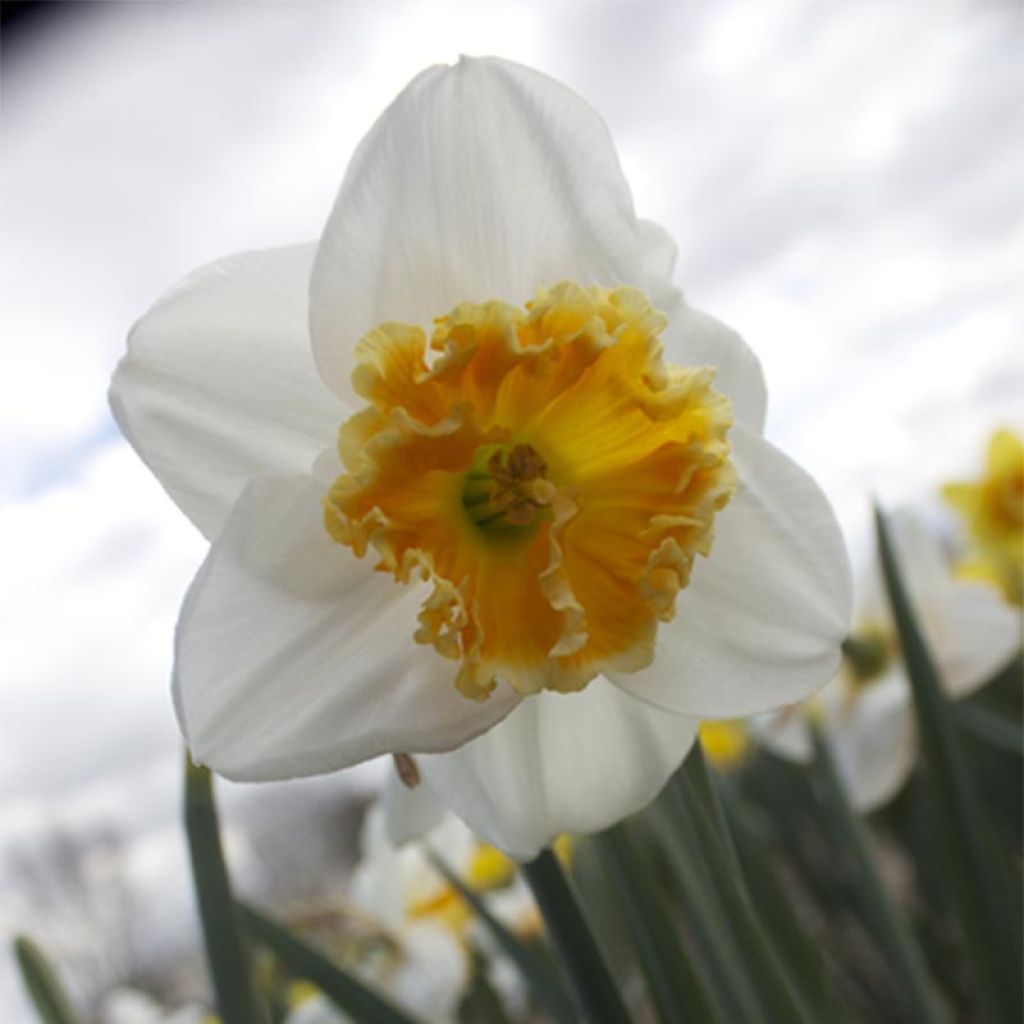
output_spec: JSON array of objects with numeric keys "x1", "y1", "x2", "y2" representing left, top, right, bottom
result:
[{"x1": 324, "y1": 282, "x2": 736, "y2": 700}]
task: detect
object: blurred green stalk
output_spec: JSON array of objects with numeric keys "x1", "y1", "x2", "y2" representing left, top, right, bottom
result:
[
  {"x1": 876, "y1": 505, "x2": 1023, "y2": 1024},
  {"x1": 13, "y1": 937, "x2": 80, "y2": 1024},
  {"x1": 522, "y1": 847, "x2": 632, "y2": 1024},
  {"x1": 183, "y1": 755, "x2": 269, "y2": 1024},
  {"x1": 810, "y1": 724, "x2": 945, "y2": 1024},
  {"x1": 675, "y1": 749, "x2": 815, "y2": 1024},
  {"x1": 429, "y1": 852, "x2": 577, "y2": 1024},
  {"x1": 594, "y1": 824, "x2": 724, "y2": 1024}
]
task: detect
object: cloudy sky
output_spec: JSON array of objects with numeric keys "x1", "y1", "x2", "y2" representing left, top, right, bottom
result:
[{"x1": 2, "y1": 0, "x2": 1021, "y2": 1015}]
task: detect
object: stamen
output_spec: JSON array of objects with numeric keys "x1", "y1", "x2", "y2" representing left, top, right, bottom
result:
[
  {"x1": 393, "y1": 752, "x2": 421, "y2": 789},
  {"x1": 462, "y1": 443, "x2": 554, "y2": 535}
]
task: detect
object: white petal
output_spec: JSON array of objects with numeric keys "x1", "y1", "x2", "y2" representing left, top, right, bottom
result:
[
  {"x1": 419, "y1": 677, "x2": 698, "y2": 860},
  {"x1": 311, "y1": 56, "x2": 650, "y2": 398},
  {"x1": 382, "y1": 767, "x2": 448, "y2": 846},
  {"x1": 886, "y1": 510, "x2": 1021, "y2": 698},
  {"x1": 661, "y1": 297, "x2": 768, "y2": 433},
  {"x1": 286, "y1": 927, "x2": 470, "y2": 1024},
  {"x1": 637, "y1": 218, "x2": 683, "y2": 310},
  {"x1": 174, "y1": 475, "x2": 518, "y2": 781},
  {"x1": 613, "y1": 424, "x2": 853, "y2": 717},
  {"x1": 283, "y1": 998, "x2": 346, "y2": 1024},
  {"x1": 636, "y1": 218, "x2": 767, "y2": 431},
  {"x1": 351, "y1": 802, "x2": 472, "y2": 930},
  {"x1": 887, "y1": 509, "x2": 950, "y2": 601},
  {"x1": 751, "y1": 705, "x2": 815, "y2": 764},
  {"x1": 110, "y1": 245, "x2": 343, "y2": 540},
  {"x1": 387, "y1": 922, "x2": 472, "y2": 1021},
  {"x1": 824, "y1": 670, "x2": 916, "y2": 812},
  {"x1": 926, "y1": 580, "x2": 1021, "y2": 697}
]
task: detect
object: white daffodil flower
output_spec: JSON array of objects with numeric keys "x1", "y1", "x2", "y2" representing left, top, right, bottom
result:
[
  {"x1": 111, "y1": 57, "x2": 851, "y2": 858},
  {"x1": 350, "y1": 800, "x2": 536, "y2": 1019},
  {"x1": 284, "y1": 798, "x2": 535, "y2": 1024},
  {"x1": 101, "y1": 990, "x2": 208, "y2": 1024},
  {"x1": 756, "y1": 510, "x2": 1020, "y2": 811}
]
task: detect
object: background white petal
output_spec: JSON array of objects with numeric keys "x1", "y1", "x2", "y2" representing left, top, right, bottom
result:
[
  {"x1": 110, "y1": 245, "x2": 342, "y2": 540},
  {"x1": 174, "y1": 475, "x2": 518, "y2": 781},
  {"x1": 283, "y1": 924, "x2": 469, "y2": 1024},
  {"x1": 752, "y1": 704, "x2": 814, "y2": 764},
  {"x1": 350, "y1": 802, "x2": 474, "y2": 929},
  {"x1": 310, "y1": 56, "x2": 651, "y2": 399},
  {"x1": 756, "y1": 670, "x2": 917, "y2": 812},
  {"x1": 381, "y1": 768, "x2": 449, "y2": 847},
  {"x1": 613, "y1": 424, "x2": 853, "y2": 717},
  {"x1": 885, "y1": 510, "x2": 1021, "y2": 697},
  {"x1": 380, "y1": 922, "x2": 471, "y2": 1023},
  {"x1": 419, "y1": 677, "x2": 698, "y2": 860},
  {"x1": 925, "y1": 581, "x2": 1021, "y2": 698},
  {"x1": 824, "y1": 670, "x2": 916, "y2": 812}
]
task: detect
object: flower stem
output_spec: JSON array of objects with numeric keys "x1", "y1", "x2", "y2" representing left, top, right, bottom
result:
[
  {"x1": 13, "y1": 936, "x2": 80, "y2": 1024},
  {"x1": 522, "y1": 847, "x2": 633, "y2": 1024},
  {"x1": 183, "y1": 755, "x2": 268, "y2": 1024},
  {"x1": 875, "y1": 504, "x2": 1022, "y2": 1023},
  {"x1": 674, "y1": 754, "x2": 816, "y2": 1024},
  {"x1": 810, "y1": 723, "x2": 945, "y2": 1024},
  {"x1": 594, "y1": 825, "x2": 724, "y2": 1024}
]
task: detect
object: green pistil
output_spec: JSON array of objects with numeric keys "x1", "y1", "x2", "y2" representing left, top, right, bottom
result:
[{"x1": 462, "y1": 443, "x2": 551, "y2": 540}]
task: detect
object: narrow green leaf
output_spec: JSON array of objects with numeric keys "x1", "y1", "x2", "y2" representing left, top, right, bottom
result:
[
  {"x1": 593, "y1": 825, "x2": 724, "y2": 1024},
  {"x1": 427, "y1": 853, "x2": 576, "y2": 1024},
  {"x1": 718, "y1": 787, "x2": 838, "y2": 1022},
  {"x1": 521, "y1": 848, "x2": 632, "y2": 1024},
  {"x1": 239, "y1": 903, "x2": 425, "y2": 1024},
  {"x1": 875, "y1": 504, "x2": 1023, "y2": 1024},
  {"x1": 651, "y1": 797, "x2": 768, "y2": 1024},
  {"x1": 459, "y1": 952, "x2": 514, "y2": 1024},
  {"x1": 955, "y1": 702, "x2": 1024, "y2": 757},
  {"x1": 675, "y1": 755, "x2": 816, "y2": 1024},
  {"x1": 681, "y1": 744, "x2": 743, "y2": 880},
  {"x1": 183, "y1": 756, "x2": 268, "y2": 1024},
  {"x1": 13, "y1": 937, "x2": 80, "y2": 1024},
  {"x1": 810, "y1": 724, "x2": 945, "y2": 1024}
]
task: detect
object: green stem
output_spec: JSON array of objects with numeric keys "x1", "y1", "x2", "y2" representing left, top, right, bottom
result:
[
  {"x1": 675, "y1": 759, "x2": 815, "y2": 1024},
  {"x1": 13, "y1": 937, "x2": 80, "y2": 1024},
  {"x1": 876, "y1": 505, "x2": 1022, "y2": 1023},
  {"x1": 955, "y1": 702, "x2": 1024, "y2": 756},
  {"x1": 810, "y1": 724, "x2": 945, "y2": 1024},
  {"x1": 718, "y1": 787, "x2": 838, "y2": 1022},
  {"x1": 522, "y1": 848, "x2": 633, "y2": 1024},
  {"x1": 428, "y1": 853, "x2": 576, "y2": 1024},
  {"x1": 183, "y1": 756, "x2": 268, "y2": 1024},
  {"x1": 239, "y1": 903, "x2": 424, "y2": 1024},
  {"x1": 682, "y1": 743, "x2": 743, "y2": 881},
  {"x1": 594, "y1": 826, "x2": 724, "y2": 1024},
  {"x1": 652, "y1": 799, "x2": 768, "y2": 1024}
]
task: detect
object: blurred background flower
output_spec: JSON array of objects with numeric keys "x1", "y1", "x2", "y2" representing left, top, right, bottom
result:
[
  {"x1": 2, "y1": 0, "x2": 1021, "y2": 1019},
  {"x1": 755, "y1": 508, "x2": 1019, "y2": 810}
]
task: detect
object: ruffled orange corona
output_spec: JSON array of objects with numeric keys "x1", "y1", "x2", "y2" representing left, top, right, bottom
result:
[{"x1": 324, "y1": 282, "x2": 735, "y2": 701}]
